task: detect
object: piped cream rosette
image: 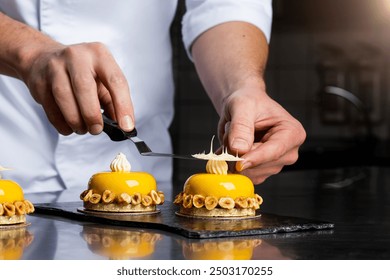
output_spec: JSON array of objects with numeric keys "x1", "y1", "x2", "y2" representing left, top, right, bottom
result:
[
  {"x1": 80, "y1": 153, "x2": 164, "y2": 212},
  {"x1": 175, "y1": 144, "x2": 263, "y2": 217}
]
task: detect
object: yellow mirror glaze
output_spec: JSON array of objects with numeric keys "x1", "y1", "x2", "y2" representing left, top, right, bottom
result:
[
  {"x1": 88, "y1": 172, "x2": 156, "y2": 195},
  {"x1": 183, "y1": 174, "x2": 254, "y2": 199},
  {"x1": 0, "y1": 180, "x2": 24, "y2": 203}
]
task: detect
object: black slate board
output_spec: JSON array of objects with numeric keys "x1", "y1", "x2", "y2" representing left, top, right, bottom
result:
[{"x1": 33, "y1": 201, "x2": 334, "y2": 239}]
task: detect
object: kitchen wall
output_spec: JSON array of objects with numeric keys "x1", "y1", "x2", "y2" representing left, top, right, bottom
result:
[
  {"x1": 170, "y1": 1, "x2": 218, "y2": 184},
  {"x1": 169, "y1": 0, "x2": 390, "y2": 184},
  {"x1": 269, "y1": 0, "x2": 390, "y2": 141}
]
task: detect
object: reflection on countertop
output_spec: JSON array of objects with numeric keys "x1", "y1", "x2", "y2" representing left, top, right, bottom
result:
[
  {"x1": 175, "y1": 237, "x2": 291, "y2": 260},
  {"x1": 0, "y1": 226, "x2": 34, "y2": 260},
  {"x1": 81, "y1": 225, "x2": 162, "y2": 260}
]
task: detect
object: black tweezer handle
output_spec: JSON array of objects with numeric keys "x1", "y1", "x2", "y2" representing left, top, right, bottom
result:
[{"x1": 102, "y1": 113, "x2": 137, "y2": 142}]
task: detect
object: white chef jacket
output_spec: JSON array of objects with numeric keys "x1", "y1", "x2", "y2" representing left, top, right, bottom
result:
[{"x1": 0, "y1": 0, "x2": 272, "y2": 197}]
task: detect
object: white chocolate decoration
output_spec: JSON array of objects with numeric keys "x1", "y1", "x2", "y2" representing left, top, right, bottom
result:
[
  {"x1": 110, "y1": 153, "x2": 131, "y2": 172},
  {"x1": 0, "y1": 165, "x2": 11, "y2": 179},
  {"x1": 192, "y1": 136, "x2": 243, "y2": 161},
  {"x1": 206, "y1": 159, "x2": 228, "y2": 175}
]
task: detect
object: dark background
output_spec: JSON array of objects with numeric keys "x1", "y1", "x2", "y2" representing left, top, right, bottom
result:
[{"x1": 169, "y1": 0, "x2": 390, "y2": 186}]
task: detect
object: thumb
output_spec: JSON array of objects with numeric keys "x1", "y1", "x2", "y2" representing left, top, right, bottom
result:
[{"x1": 227, "y1": 104, "x2": 255, "y2": 155}]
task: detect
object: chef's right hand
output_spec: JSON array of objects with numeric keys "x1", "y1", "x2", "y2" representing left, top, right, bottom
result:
[{"x1": 21, "y1": 42, "x2": 134, "y2": 135}]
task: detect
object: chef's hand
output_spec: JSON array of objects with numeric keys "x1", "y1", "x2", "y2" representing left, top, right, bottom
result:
[
  {"x1": 21, "y1": 42, "x2": 134, "y2": 135},
  {"x1": 218, "y1": 85, "x2": 306, "y2": 185},
  {"x1": 0, "y1": 13, "x2": 133, "y2": 135}
]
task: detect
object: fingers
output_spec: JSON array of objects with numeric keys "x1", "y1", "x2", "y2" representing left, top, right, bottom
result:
[
  {"x1": 93, "y1": 44, "x2": 134, "y2": 132},
  {"x1": 66, "y1": 53, "x2": 102, "y2": 135},
  {"x1": 236, "y1": 126, "x2": 301, "y2": 170},
  {"x1": 50, "y1": 62, "x2": 88, "y2": 134},
  {"x1": 233, "y1": 122, "x2": 304, "y2": 185},
  {"x1": 239, "y1": 142, "x2": 298, "y2": 169},
  {"x1": 222, "y1": 99, "x2": 255, "y2": 155},
  {"x1": 217, "y1": 117, "x2": 227, "y2": 147},
  {"x1": 27, "y1": 42, "x2": 134, "y2": 135},
  {"x1": 238, "y1": 158, "x2": 287, "y2": 185},
  {"x1": 97, "y1": 82, "x2": 116, "y2": 120},
  {"x1": 233, "y1": 136, "x2": 299, "y2": 185},
  {"x1": 40, "y1": 93, "x2": 73, "y2": 136},
  {"x1": 216, "y1": 85, "x2": 306, "y2": 186},
  {"x1": 27, "y1": 71, "x2": 74, "y2": 135}
]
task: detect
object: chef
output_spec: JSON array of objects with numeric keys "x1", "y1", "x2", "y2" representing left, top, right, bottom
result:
[{"x1": 0, "y1": 0, "x2": 305, "y2": 197}]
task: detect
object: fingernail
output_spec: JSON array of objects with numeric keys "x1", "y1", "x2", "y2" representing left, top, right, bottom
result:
[
  {"x1": 89, "y1": 124, "x2": 103, "y2": 135},
  {"x1": 231, "y1": 138, "x2": 250, "y2": 151},
  {"x1": 236, "y1": 160, "x2": 251, "y2": 171},
  {"x1": 121, "y1": 115, "x2": 134, "y2": 131}
]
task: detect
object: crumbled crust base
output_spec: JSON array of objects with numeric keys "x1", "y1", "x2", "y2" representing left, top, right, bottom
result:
[
  {"x1": 173, "y1": 191, "x2": 263, "y2": 217},
  {"x1": 179, "y1": 206, "x2": 255, "y2": 217},
  {"x1": 83, "y1": 202, "x2": 156, "y2": 212},
  {"x1": 80, "y1": 189, "x2": 164, "y2": 213},
  {"x1": 0, "y1": 215, "x2": 26, "y2": 225}
]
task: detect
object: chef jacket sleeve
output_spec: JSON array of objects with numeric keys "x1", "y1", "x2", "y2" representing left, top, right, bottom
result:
[{"x1": 182, "y1": 0, "x2": 273, "y2": 60}]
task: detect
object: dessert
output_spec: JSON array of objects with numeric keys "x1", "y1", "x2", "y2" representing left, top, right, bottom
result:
[
  {"x1": 174, "y1": 159, "x2": 263, "y2": 217},
  {"x1": 80, "y1": 153, "x2": 164, "y2": 212},
  {"x1": 0, "y1": 166, "x2": 35, "y2": 226},
  {"x1": 82, "y1": 225, "x2": 162, "y2": 260},
  {"x1": 174, "y1": 141, "x2": 263, "y2": 218}
]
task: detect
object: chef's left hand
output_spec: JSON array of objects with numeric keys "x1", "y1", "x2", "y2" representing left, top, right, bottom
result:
[{"x1": 218, "y1": 84, "x2": 306, "y2": 185}]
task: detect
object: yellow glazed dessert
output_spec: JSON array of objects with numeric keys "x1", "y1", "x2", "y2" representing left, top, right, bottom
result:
[
  {"x1": 80, "y1": 153, "x2": 164, "y2": 212},
  {"x1": 0, "y1": 166, "x2": 35, "y2": 225},
  {"x1": 175, "y1": 145, "x2": 263, "y2": 217}
]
